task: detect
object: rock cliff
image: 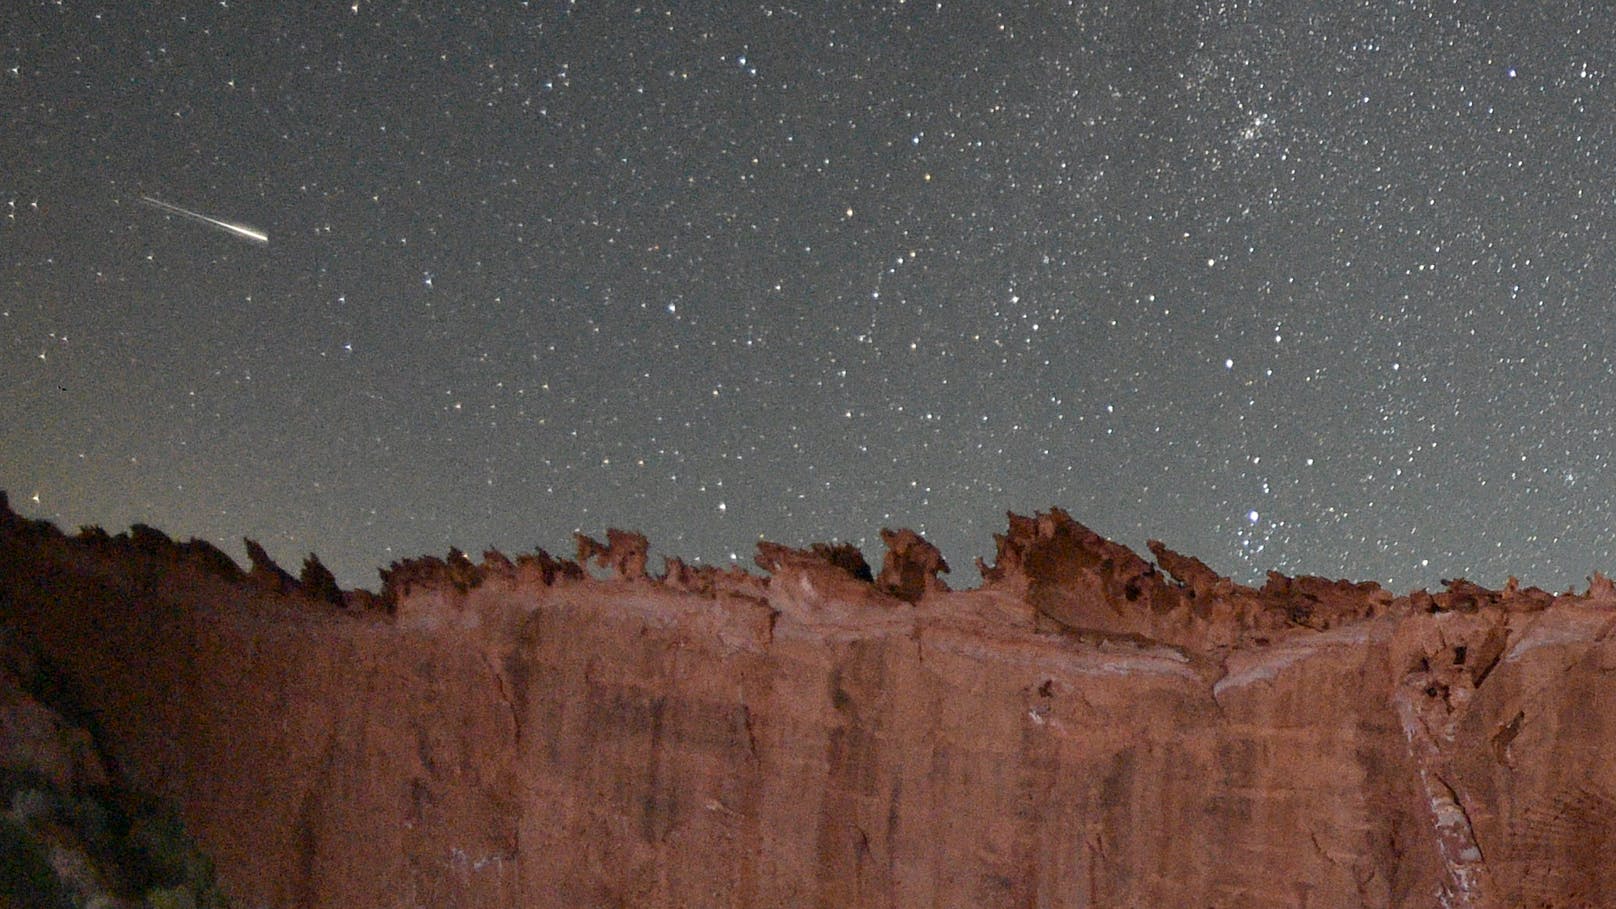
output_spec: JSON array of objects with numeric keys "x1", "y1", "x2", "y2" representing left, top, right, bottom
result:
[{"x1": 2, "y1": 492, "x2": 1615, "y2": 907}]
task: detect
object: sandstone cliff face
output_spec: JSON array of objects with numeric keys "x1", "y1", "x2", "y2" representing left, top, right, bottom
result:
[{"x1": 2, "y1": 495, "x2": 1614, "y2": 907}]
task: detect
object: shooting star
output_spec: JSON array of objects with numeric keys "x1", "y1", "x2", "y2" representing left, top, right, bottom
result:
[{"x1": 138, "y1": 195, "x2": 269, "y2": 246}]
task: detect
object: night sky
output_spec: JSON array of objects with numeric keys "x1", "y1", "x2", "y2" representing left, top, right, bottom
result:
[{"x1": 6, "y1": 2, "x2": 1616, "y2": 592}]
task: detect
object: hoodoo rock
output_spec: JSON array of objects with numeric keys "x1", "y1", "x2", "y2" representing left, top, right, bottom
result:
[
  {"x1": 6, "y1": 494, "x2": 1616, "y2": 907},
  {"x1": 875, "y1": 527, "x2": 949, "y2": 602},
  {"x1": 575, "y1": 528, "x2": 651, "y2": 581}
]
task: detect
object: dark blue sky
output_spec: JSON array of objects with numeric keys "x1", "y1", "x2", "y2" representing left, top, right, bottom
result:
[{"x1": 6, "y1": 1, "x2": 1616, "y2": 590}]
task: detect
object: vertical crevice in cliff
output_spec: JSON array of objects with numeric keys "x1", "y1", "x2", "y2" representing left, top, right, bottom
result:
[
  {"x1": 811, "y1": 642, "x2": 890, "y2": 908},
  {"x1": 738, "y1": 702, "x2": 760, "y2": 766},
  {"x1": 1384, "y1": 605, "x2": 1524, "y2": 907},
  {"x1": 482, "y1": 651, "x2": 521, "y2": 748},
  {"x1": 291, "y1": 716, "x2": 344, "y2": 909},
  {"x1": 1392, "y1": 684, "x2": 1498, "y2": 908},
  {"x1": 640, "y1": 695, "x2": 675, "y2": 844}
]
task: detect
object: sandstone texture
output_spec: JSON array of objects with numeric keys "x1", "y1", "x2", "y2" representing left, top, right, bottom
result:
[{"x1": 2, "y1": 492, "x2": 1615, "y2": 907}]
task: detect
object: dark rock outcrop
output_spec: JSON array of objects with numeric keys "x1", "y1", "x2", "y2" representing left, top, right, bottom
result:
[
  {"x1": 576, "y1": 528, "x2": 650, "y2": 581},
  {"x1": 0, "y1": 630, "x2": 229, "y2": 908},
  {"x1": 243, "y1": 537, "x2": 297, "y2": 595},
  {"x1": 875, "y1": 527, "x2": 949, "y2": 602},
  {"x1": 300, "y1": 553, "x2": 345, "y2": 606}
]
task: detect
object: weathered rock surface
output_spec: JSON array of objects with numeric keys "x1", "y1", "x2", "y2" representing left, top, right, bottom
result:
[
  {"x1": 0, "y1": 626, "x2": 230, "y2": 907},
  {"x1": 3, "y1": 492, "x2": 1616, "y2": 907}
]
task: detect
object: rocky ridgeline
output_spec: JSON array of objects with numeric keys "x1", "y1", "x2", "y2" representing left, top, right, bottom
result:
[
  {"x1": 7, "y1": 489, "x2": 1616, "y2": 907},
  {"x1": 17, "y1": 488, "x2": 1577, "y2": 649},
  {"x1": 6, "y1": 487, "x2": 1585, "y2": 656}
]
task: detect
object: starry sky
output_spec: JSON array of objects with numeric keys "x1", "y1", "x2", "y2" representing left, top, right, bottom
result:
[{"x1": 6, "y1": 1, "x2": 1616, "y2": 592}]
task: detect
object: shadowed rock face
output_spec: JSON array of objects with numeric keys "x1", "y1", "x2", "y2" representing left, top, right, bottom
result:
[
  {"x1": 3, "y1": 491, "x2": 1616, "y2": 907},
  {"x1": 0, "y1": 627, "x2": 231, "y2": 907}
]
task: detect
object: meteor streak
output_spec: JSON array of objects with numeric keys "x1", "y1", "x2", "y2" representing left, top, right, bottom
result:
[{"x1": 138, "y1": 195, "x2": 269, "y2": 246}]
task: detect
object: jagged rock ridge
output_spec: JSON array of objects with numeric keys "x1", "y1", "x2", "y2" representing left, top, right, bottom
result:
[{"x1": 4, "y1": 491, "x2": 1616, "y2": 907}]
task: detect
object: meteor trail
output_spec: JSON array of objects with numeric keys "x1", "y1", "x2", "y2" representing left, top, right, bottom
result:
[{"x1": 138, "y1": 195, "x2": 269, "y2": 246}]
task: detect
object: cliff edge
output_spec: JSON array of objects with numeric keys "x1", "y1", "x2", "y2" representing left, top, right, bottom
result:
[{"x1": 2, "y1": 492, "x2": 1614, "y2": 907}]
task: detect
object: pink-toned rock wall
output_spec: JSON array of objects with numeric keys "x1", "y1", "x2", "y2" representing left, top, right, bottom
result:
[{"x1": 3, "y1": 498, "x2": 1614, "y2": 907}]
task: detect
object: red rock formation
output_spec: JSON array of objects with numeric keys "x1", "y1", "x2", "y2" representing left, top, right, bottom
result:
[
  {"x1": 243, "y1": 537, "x2": 298, "y2": 595},
  {"x1": 300, "y1": 553, "x2": 344, "y2": 606},
  {"x1": 576, "y1": 528, "x2": 650, "y2": 581},
  {"x1": 516, "y1": 548, "x2": 585, "y2": 588},
  {"x1": 875, "y1": 527, "x2": 949, "y2": 602},
  {"x1": 8, "y1": 492, "x2": 1616, "y2": 906}
]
